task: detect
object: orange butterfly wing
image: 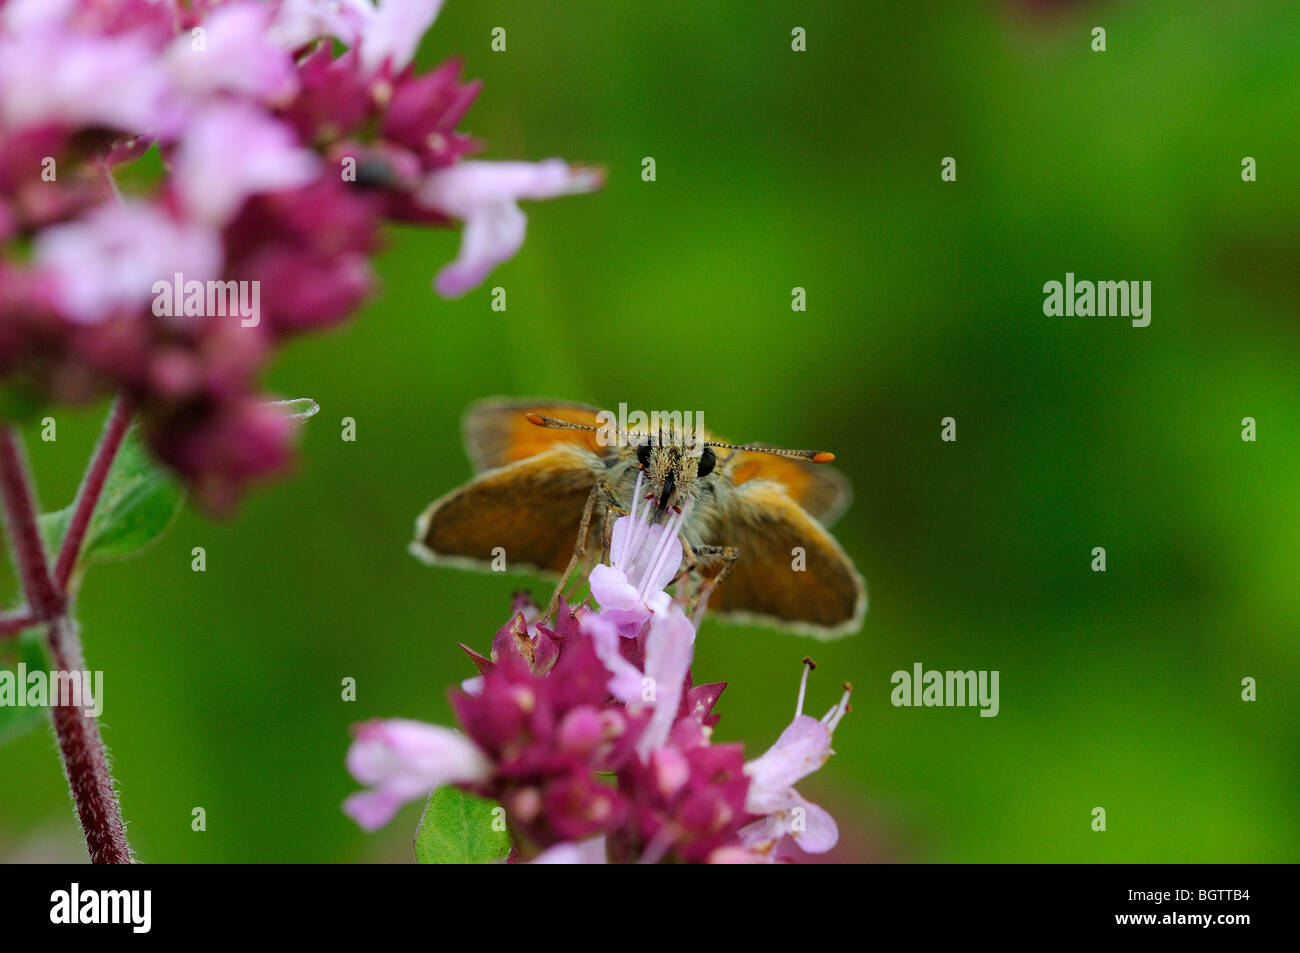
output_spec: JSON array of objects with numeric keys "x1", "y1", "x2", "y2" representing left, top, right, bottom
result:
[
  {"x1": 723, "y1": 447, "x2": 852, "y2": 525},
  {"x1": 705, "y1": 481, "x2": 865, "y2": 637},
  {"x1": 462, "y1": 398, "x2": 607, "y2": 472},
  {"x1": 412, "y1": 444, "x2": 601, "y2": 576}
]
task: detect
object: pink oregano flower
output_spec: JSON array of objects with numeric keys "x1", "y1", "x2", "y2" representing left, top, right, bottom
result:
[
  {"x1": 0, "y1": 0, "x2": 602, "y2": 508},
  {"x1": 740, "y1": 659, "x2": 853, "y2": 857},
  {"x1": 342, "y1": 508, "x2": 855, "y2": 863},
  {"x1": 344, "y1": 719, "x2": 491, "y2": 831}
]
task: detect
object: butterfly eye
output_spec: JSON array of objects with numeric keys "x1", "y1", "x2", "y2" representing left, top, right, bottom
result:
[
  {"x1": 697, "y1": 446, "x2": 716, "y2": 477},
  {"x1": 636, "y1": 442, "x2": 652, "y2": 468}
]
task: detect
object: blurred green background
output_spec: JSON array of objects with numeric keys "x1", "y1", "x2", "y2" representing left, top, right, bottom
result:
[{"x1": 2, "y1": 0, "x2": 1298, "y2": 862}]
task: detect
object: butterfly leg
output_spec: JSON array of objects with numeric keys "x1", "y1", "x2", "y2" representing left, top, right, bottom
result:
[
  {"x1": 544, "y1": 480, "x2": 623, "y2": 621},
  {"x1": 681, "y1": 543, "x2": 738, "y2": 622},
  {"x1": 599, "y1": 495, "x2": 630, "y2": 564}
]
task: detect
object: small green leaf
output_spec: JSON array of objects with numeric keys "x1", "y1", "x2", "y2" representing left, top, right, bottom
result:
[
  {"x1": 414, "y1": 787, "x2": 511, "y2": 864},
  {"x1": 0, "y1": 631, "x2": 50, "y2": 745},
  {"x1": 39, "y1": 426, "x2": 184, "y2": 572}
]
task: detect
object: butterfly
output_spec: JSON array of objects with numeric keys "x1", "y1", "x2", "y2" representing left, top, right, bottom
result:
[{"x1": 411, "y1": 398, "x2": 865, "y2": 638}]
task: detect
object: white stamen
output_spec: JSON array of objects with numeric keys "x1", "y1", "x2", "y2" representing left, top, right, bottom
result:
[
  {"x1": 625, "y1": 500, "x2": 657, "y2": 578},
  {"x1": 795, "y1": 659, "x2": 813, "y2": 719},
  {"x1": 616, "y1": 469, "x2": 645, "y2": 567},
  {"x1": 638, "y1": 508, "x2": 679, "y2": 599},
  {"x1": 641, "y1": 502, "x2": 689, "y2": 600},
  {"x1": 823, "y1": 685, "x2": 852, "y2": 733}
]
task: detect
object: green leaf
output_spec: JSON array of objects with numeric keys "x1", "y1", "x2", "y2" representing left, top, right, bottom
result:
[
  {"x1": 39, "y1": 426, "x2": 184, "y2": 572},
  {"x1": 414, "y1": 787, "x2": 511, "y2": 864},
  {"x1": 0, "y1": 630, "x2": 50, "y2": 745}
]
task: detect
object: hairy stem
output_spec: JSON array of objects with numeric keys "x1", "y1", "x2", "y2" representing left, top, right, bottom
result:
[
  {"x1": 46, "y1": 615, "x2": 132, "y2": 864},
  {"x1": 0, "y1": 418, "x2": 133, "y2": 863},
  {"x1": 0, "y1": 608, "x2": 37, "y2": 638},
  {"x1": 55, "y1": 395, "x2": 134, "y2": 590},
  {"x1": 0, "y1": 429, "x2": 63, "y2": 618}
]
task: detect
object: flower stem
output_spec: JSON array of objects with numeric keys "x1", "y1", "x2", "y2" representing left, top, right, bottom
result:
[
  {"x1": 0, "y1": 417, "x2": 133, "y2": 863},
  {"x1": 55, "y1": 395, "x2": 134, "y2": 590},
  {"x1": 45, "y1": 615, "x2": 132, "y2": 864},
  {"x1": 0, "y1": 429, "x2": 63, "y2": 619},
  {"x1": 0, "y1": 609, "x2": 37, "y2": 638}
]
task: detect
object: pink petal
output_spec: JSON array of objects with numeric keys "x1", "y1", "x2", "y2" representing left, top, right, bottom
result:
[
  {"x1": 530, "y1": 836, "x2": 607, "y2": 864},
  {"x1": 743, "y1": 714, "x2": 832, "y2": 813},
  {"x1": 174, "y1": 104, "x2": 320, "y2": 225},
  {"x1": 343, "y1": 719, "x2": 491, "y2": 830},
  {"x1": 582, "y1": 614, "x2": 644, "y2": 704},
  {"x1": 0, "y1": 28, "x2": 168, "y2": 133},
  {"x1": 165, "y1": 3, "x2": 298, "y2": 104},
  {"x1": 270, "y1": 0, "x2": 369, "y2": 50},
  {"x1": 433, "y1": 200, "x2": 526, "y2": 298},
  {"x1": 789, "y1": 795, "x2": 839, "y2": 854},
  {"x1": 588, "y1": 564, "x2": 641, "y2": 612},
  {"x1": 33, "y1": 202, "x2": 222, "y2": 324},
  {"x1": 635, "y1": 599, "x2": 696, "y2": 758},
  {"x1": 342, "y1": 789, "x2": 405, "y2": 831},
  {"x1": 357, "y1": 0, "x2": 447, "y2": 74},
  {"x1": 419, "y1": 160, "x2": 603, "y2": 217},
  {"x1": 421, "y1": 161, "x2": 603, "y2": 298}
]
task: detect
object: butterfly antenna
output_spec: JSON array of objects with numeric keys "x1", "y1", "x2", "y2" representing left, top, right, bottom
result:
[
  {"x1": 524, "y1": 412, "x2": 601, "y2": 433},
  {"x1": 703, "y1": 441, "x2": 835, "y2": 464}
]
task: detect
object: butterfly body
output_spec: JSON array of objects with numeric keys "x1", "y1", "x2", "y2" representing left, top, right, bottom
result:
[{"x1": 412, "y1": 398, "x2": 866, "y2": 638}]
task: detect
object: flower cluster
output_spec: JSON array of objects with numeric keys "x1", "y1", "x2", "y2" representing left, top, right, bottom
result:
[
  {"x1": 0, "y1": 0, "x2": 599, "y2": 509},
  {"x1": 344, "y1": 503, "x2": 853, "y2": 864}
]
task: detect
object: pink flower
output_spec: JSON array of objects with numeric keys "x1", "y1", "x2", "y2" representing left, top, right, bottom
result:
[
  {"x1": 582, "y1": 504, "x2": 697, "y2": 756},
  {"x1": 1, "y1": 0, "x2": 603, "y2": 512},
  {"x1": 355, "y1": 0, "x2": 447, "y2": 74},
  {"x1": 343, "y1": 718, "x2": 492, "y2": 831},
  {"x1": 740, "y1": 660, "x2": 852, "y2": 856},
  {"x1": 269, "y1": 0, "x2": 369, "y2": 52},
  {"x1": 33, "y1": 201, "x2": 222, "y2": 324},
  {"x1": 417, "y1": 159, "x2": 604, "y2": 296},
  {"x1": 529, "y1": 836, "x2": 608, "y2": 864},
  {"x1": 634, "y1": 600, "x2": 696, "y2": 758},
  {"x1": 173, "y1": 103, "x2": 320, "y2": 225},
  {"x1": 164, "y1": 3, "x2": 299, "y2": 105},
  {"x1": 0, "y1": 19, "x2": 168, "y2": 133}
]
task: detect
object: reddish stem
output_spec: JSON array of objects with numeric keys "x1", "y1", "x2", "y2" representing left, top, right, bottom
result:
[
  {"x1": 0, "y1": 608, "x2": 37, "y2": 638},
  {"x1": 0, "y1": 430, "x2": 63, "y2": 618},
  {"x1": 0, "y1": 420, "x2": 133, "y2": 863},
  {"x1": 55, "y1": 395, "x2": 134, "y2": 590},
  {"x1": 45, "y1": 615, "x2": 132, "y2": 864}
]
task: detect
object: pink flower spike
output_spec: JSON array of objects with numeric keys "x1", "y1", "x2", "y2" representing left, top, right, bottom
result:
[
  {"x1": 174, "y1": 104, "x2": 321, "y2": 225},
  {"x1": 343, "y1": 718, "x2": 491, "y2": 831},
  {"x1": 420, "y1": 160, "x2": 604, "y2": 297}
]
